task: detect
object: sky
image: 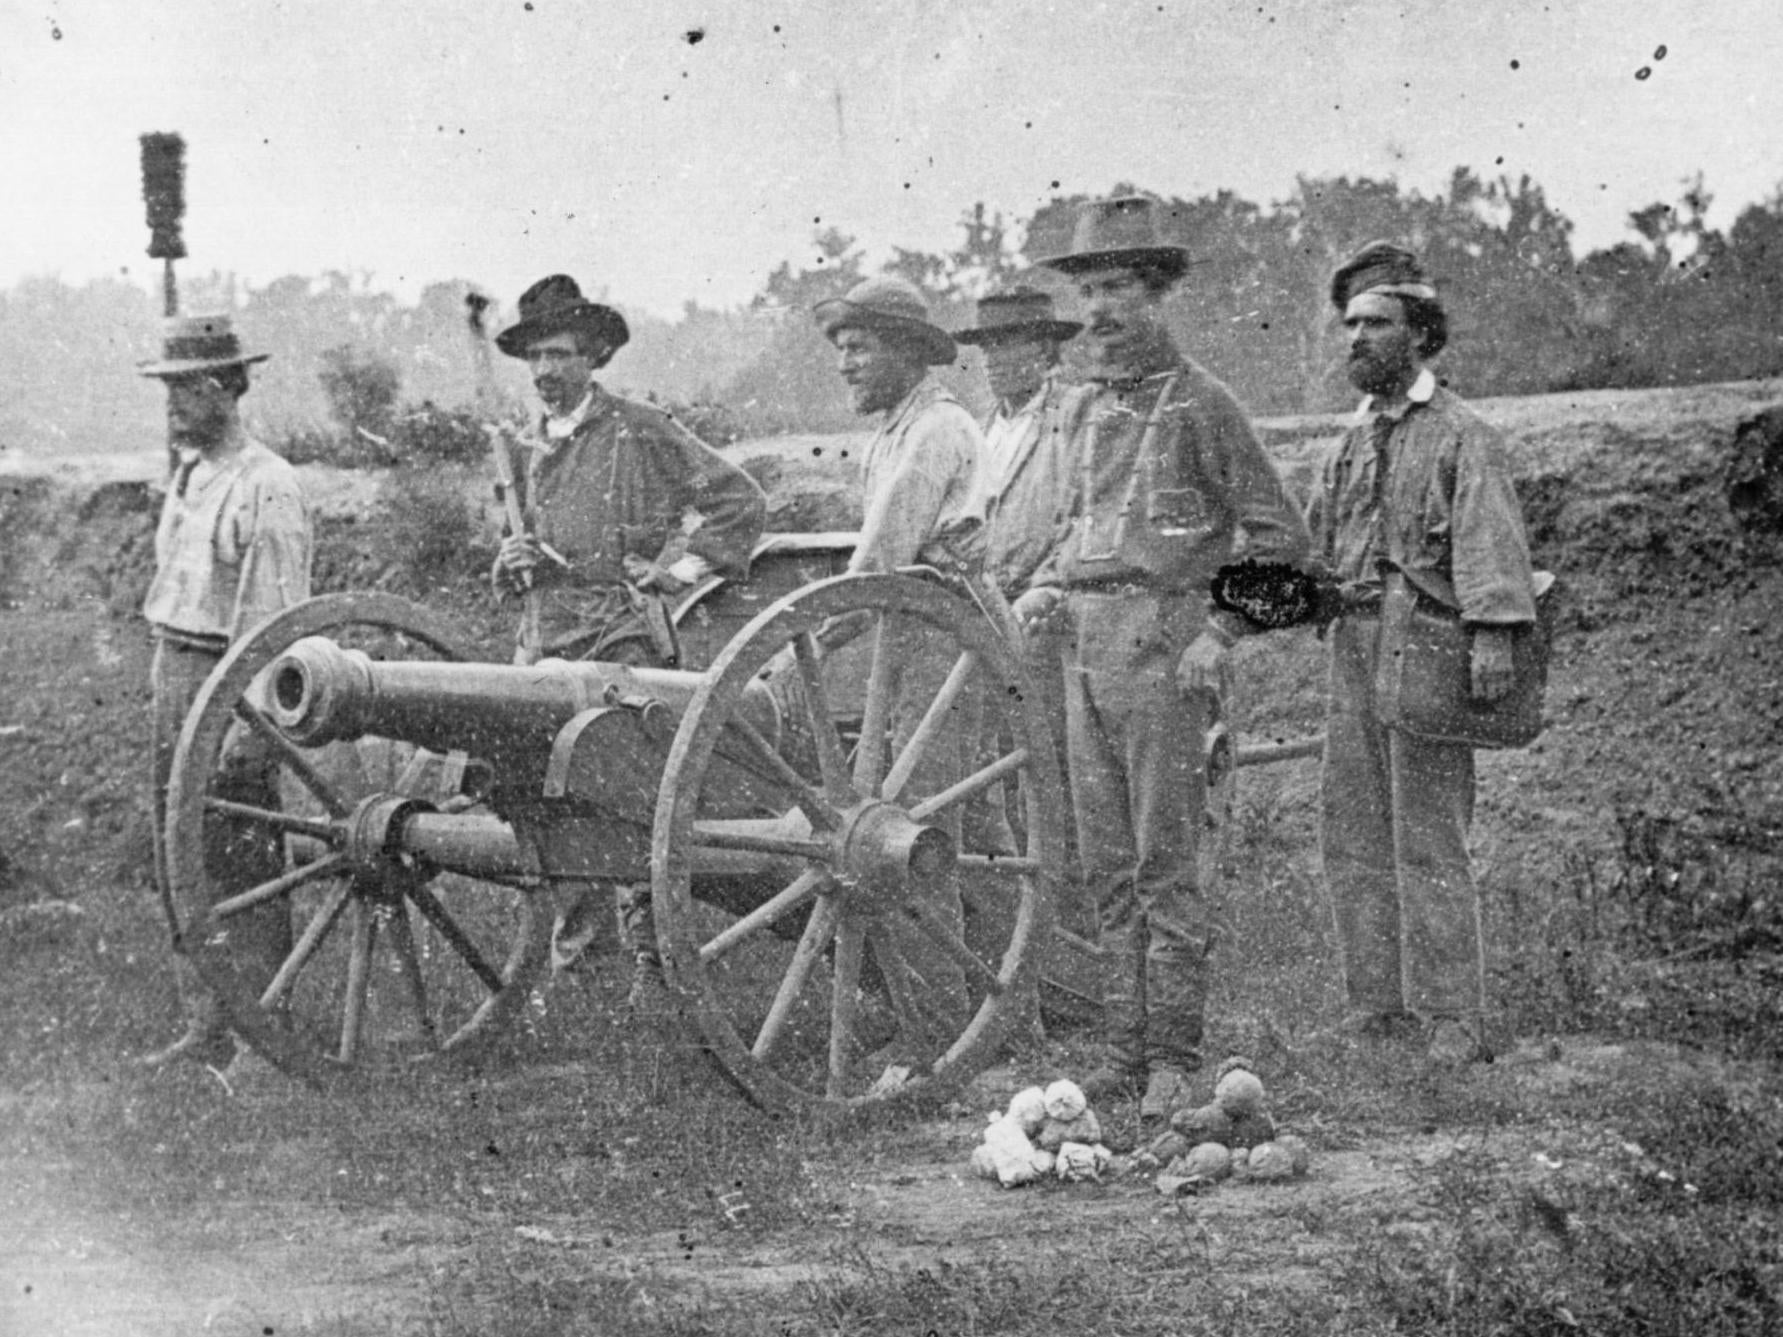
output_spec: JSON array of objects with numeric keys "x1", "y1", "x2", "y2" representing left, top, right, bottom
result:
[{"x1": 4, "y1": 0, "x2": 1781, "y2": 320}]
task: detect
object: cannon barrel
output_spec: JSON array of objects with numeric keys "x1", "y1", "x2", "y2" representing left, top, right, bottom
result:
[{"x1": 265, "y1": 636, "x2": 779, "y2": 771}]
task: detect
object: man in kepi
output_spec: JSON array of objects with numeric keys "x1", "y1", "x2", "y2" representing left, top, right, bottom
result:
[
  {"x1": 1306, "y1": 242, "x2": 1538, "y2": 1065},
  {"x1": 1015, "y1": 197, "x2": 1310, "y2": 1120},
  {"x1": 492, "y1": 274, "x2": 767, "y2": 1009},
  {"x1": 813, "y1": 275, "x2": 988, "y2": 1091},
  {"x1": 138, "y1": 314, "x2": 313, "y2": 1068}
]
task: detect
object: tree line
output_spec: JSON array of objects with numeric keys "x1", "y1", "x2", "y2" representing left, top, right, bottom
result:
[{"x1": 5, "y1": 169, "x2": 1782, "y2": 462}]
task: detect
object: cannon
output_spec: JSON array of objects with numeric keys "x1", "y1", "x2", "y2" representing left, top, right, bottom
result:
[{"x1": 164, "y1": 573, "x2": 1069, "y2": 1109}]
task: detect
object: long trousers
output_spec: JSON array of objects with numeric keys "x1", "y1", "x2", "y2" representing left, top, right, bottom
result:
[
  {"x1": 1320, "y1": 613, "x2": 1485, "y2": 1020},
  {"x1": 150, "y1": 638, "x2": 292, "y2": 1028},
  {"x1": 1059, "y1": 589, "x2": 1211, "y2": 1071}
]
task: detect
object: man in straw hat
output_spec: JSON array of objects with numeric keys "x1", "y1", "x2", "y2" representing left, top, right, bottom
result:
[
  {"x1": 491, "y1": 273, "x2": 767, "y2": 1011},
  {"x1": 138, "y1": 314, "x2": 313, "y2": 1068},
  {"x1": 1306, "y1": 242, "x2": 1538, "y2": 1066},
  {"x1": 1013, "y1": 197, "x2": 1310, "y2": 1119},
  {"x1": 812, "y1": 275, "x2": 988, "y2": 1092}
]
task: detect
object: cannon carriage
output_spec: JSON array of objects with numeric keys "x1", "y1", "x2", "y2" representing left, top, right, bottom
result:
[
  {"x1": 163, "y1": 545, "x2": 1075, "y2": 1110},
  {"x1": 164, "y1": 534, "x2": 1306, "y2": 1110}
]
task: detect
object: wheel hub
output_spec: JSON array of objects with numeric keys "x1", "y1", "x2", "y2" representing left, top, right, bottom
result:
[{"x1": 832, "y1": 799, "x2": 954, "y2": 903}]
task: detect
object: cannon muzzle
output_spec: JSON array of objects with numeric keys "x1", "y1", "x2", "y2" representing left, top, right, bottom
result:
[{"x1": 265, "y1": 636, "x2": 778, "y2": 777}]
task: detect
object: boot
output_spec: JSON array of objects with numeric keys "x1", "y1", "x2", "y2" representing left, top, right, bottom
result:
[
  {"x1": 624, "y1": 952, "x2": 672, "y2": 1016},
  {"x1": 1080, "y1": 992, "x2": 1146, "y2": 1102}
]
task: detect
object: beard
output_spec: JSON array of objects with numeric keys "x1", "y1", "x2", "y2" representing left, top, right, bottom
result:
[{"x1": 1347, "y1": 349, "x2": 1411, "y2": 398}]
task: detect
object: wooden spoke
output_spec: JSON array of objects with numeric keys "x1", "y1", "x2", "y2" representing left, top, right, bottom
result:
[
  {"x1": 713, "y1": 713, "x2": 836, "y2": 833},
  {"x1": 337, "y1": 900, "x2": 380, "y2": 1065},
  {"x1": 905, "y1": 897, "x2": 1004, "y2": 997},
  {"x1": 212, "y1": 852, "x2": 348, "y2": 919},
  {"x1": 908, "y1": 748, "x2": 1029, "y2": 822},
  {"x1": 232, "y1": 701, "x2": 352, "y2": 818},
  {"x1": 852, "y1": 611, "x2": 894, "y2": 795},
  {"x1": 258, "y1": 880, "x2": 353, "y2": 1008},
  {"x1": 790, "y1": 632, "x2": 857, "y2": 804},
  {"x1": 826, "y1": 915, "x2": 866, "y2": 1099},
  {"x1": 699, "y1": 867, "x2": 829, "y2": 963},
  {"x1": 405, "y1": 883, "x2": 503, "y2": 995},
  {"x1": 881, "y1": 650, "x2": 978, "y2": 804},
  {"x1": 688, "y1": 826, "x2": 832, "y2": 863},
  {"x1": 751, "y1": 893, "x2": 838, "y2": 1063},
  {"x1": 203, "y1": 797, "x2": 337, "y2": 842},
  {"x1": 383, "y1": 903, "x2": 439, "y2": 1051}
]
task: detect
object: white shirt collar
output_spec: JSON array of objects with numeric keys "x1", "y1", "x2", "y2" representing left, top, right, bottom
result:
[
  {"x1": 543, "y1": 386, "x2": 597, "y2": 440},
  {"x1": 1354, "y1": 366, "x2": 1436, "y2": 419}
]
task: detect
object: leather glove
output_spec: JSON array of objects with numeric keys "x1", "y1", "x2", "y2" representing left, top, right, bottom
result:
[
  {"x1": 623, "y1": 553, "x2": 687, "y2": 594},
  {"x1": 1011, "y1": 586, "x2": 1067, "y2": 635},
  {"x1": 1470, "y1": 625, "x2": 1516, "y2": 702}
]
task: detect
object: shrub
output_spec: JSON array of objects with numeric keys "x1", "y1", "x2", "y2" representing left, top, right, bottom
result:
[
  {"x1": 389, "y1": 400, "x2": 490, "y2": 468},
  {"x1": 373, "y1": 465, "x2": 484, "y2": 589}
]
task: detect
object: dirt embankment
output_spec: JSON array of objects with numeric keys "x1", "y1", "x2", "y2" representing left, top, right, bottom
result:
[{"x1": 1, "y1": 378, "x2": 1779, "y2": 925}]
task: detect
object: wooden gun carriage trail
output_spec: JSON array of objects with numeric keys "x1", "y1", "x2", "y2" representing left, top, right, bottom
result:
[{"x1": 163, "y1": 533, "x2": 1320, "y2": 1111}]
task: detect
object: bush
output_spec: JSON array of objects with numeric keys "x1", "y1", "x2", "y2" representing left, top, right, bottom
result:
[
  {"x1": 374, "y1": 464, "x2": 484, "y2": 588},
  {"x1": 389, "y1": 400, "x2": 490, "y2": 467}
]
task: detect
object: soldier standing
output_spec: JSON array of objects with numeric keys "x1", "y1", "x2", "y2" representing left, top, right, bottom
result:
[
  {"x1": 813, "y1": 276, "x2": 988, "y2": 1090},
  {"x1": 1307, "y1": 242, "x2": 1539, "y2": 1065},
  {"x1": 1014, "y1": 198, "x2": 1310, "y2": 1119},
  {"x1": 491, "y1": 274, "x2": 767, "y2": 1009},
  {"x1": 138, "y1": 315, "x2": 312, "y2": 1068}
]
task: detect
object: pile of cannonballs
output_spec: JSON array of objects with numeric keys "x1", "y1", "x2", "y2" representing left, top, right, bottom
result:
[
  {"x1": 968, "y1": 1059, "x2": 1311, "y2": 1193},
  {"x1": 969, "y1": 1079, "x2": 1112, "y2": 1187},
  {"x1": 1133, "y1": 1057, "x2": 1311, "y2": 1195}
]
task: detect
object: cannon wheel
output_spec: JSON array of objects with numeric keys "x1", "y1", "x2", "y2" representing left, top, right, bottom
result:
[
  {"x1": 652, "y1": 572, "x2": 1066, "y2": 1111},
  {"x1": 164, "y1": 593, "x2": 549, "y2": 1090}
]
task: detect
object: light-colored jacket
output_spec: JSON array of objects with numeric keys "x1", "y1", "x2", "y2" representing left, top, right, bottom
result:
[
  {"x1": 142, "y1": 439, "x2": 312, "y2": 645},
  {"x1": 980, "y1": 374, "x2": 1073, "y2": 596},
  {"x1": 850, "y1": 376, "x2": 986, "y2": 575}
]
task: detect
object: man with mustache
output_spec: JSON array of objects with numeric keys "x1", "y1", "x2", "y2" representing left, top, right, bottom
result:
[
  {"x1": 813, "y1": 276, "x2": 987, "y2": 1091},
  {"x1": 492, "y1": 274, "x2": 767, "y2": 1011},
  {"x1": 1306, "y1": 242, "x2": 1538, "y2": 1065},
  {"x1": 1013, "y1": 197, "x2": 1310, "y2": 1120},
  {"x1": 138, "y1": 314, "x2": 312, "y2": 1068}
]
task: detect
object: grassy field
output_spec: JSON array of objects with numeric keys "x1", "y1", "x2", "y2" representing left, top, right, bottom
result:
[{"x1": 3, "y1": 381, "x2": 1782, "y2": 1334}]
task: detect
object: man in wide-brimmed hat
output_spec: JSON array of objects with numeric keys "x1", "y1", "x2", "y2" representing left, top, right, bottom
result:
[
  {"x1": 490, "y1": 273, "x2": 767, "y2": 1011},
  {"x1": 137, "y1": 314, "x2": 313, "y2": 1068},
  {"x1": 1305, "y1": 242, "x2": 1539, "y2": 1067},
  {"x1": 1012, "y1": 197, "x2": 1310, "y2": 1118},
  {"x1": 811, "y1": 275, "x2": 987, "y2": 1092},
  {"x1": 956, "y1": 287, "x2": 1085, "y2": 1025}
]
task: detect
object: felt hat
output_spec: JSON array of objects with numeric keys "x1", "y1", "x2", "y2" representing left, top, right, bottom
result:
[
  {"x1": 954, "y1": 287, "x2": 1082, "y2": 346},
  {"x1": 1035, "y1": 196, "x2": 1191, "y2": 279},
  {"x1": 494, "y1": 274, "x2": 630, "y2": 360},
  {"x1": 1329, "y1": 241, "x2": 1438, "y2": 311},
  {"x1": 136, "y1": 314, "x2": 270, "y2": 379},
  {"x1": 812, "y1": 276, "x2": 956, "y2": 366}
]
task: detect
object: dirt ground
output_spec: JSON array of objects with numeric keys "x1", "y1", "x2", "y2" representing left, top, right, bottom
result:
[
  {"x1": 0, "y1": 1035, "x2": 1747, "y2": 1336},
  {"x1": 3, "y1": 379, "x2": 1782, "y2": 1334}
]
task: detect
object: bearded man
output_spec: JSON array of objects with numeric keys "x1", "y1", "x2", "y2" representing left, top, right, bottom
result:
[
  {"x1": 812, "y1": 276, "x2": 987, "y2": 1089},
  {"x1": 1306, "y1": 242, "x2": 1539, "y2": 1065},
  {"x1": 492, "y1": 274, "x2": 767, "y2": 1009}
]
